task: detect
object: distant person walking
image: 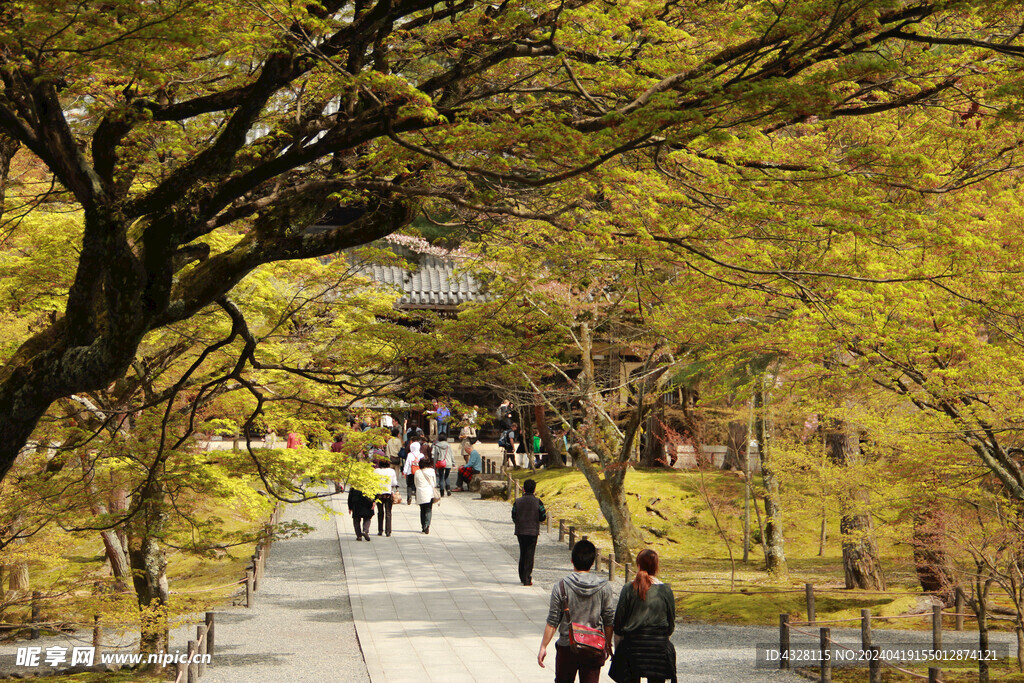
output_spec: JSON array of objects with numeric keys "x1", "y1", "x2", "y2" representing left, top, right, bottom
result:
[
  {"x1": 538, "y1": 539, "x2": 616, "y2": 682},
  {"x1": 414, "y1": 454, "x2": 438, "y2": 534},
  {"x1": 499, "y1": 423, "x2": 519, "y2": 468},
  {"x1": 437, "y1": 402, "x2": 451, "y2": 439},
  {"x1": 385, "y1": 427, "x2": 403, "y2": 466},
  {"x1": 428, "y1": 399, "x2": 440, "y2": 440},
  {"x1": 497, "y1": 399, "x2": 513, "y2": 429},
  {"x1": 511, "y1": 479, "x2": 546, "y2": 586},
  {"x1": 286, "y1": 431, "x2": 303, "y2": 449},
  {"x1": 347, "y1": 485, "x2": 375, "y2": 542},
  {"x1": 433, "y1": 437, "x2": 454, "y2": 497},
  {"x1": 403, "y1": 441, "x2": 422, "y2": 505},
  {"x1": 608, "y1": 549, "x2": 676, "y2": 683},
  {"x1": 373, "y1": 457, "x2": 398, "y2": 537},
  {"x1": 330, "y1": 432, "x2": 346, "y2": 493}
]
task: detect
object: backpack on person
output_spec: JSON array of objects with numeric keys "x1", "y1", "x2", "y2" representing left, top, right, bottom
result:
[{"x1": 498, "y1": 428, "x2": 514, "y2": 450}]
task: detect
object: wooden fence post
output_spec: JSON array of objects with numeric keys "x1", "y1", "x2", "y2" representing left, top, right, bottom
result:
[
  {"x1": 197, "y1": 624, "x2": 208, "y2": 676},
  {"x1": 819, "y1": 627, "x2": 831, "y2": 683},
  {"x1": 607, "y1": 554, "x2": 615, "y2": 581},
  {"x1": 187, "y1": 639, "x2": 198, "y2": 683},
  {"x1": 932, "y1": 604, "x2": 942, "y2": 651},
  {"x1": 805, "y1": 583, "x2": 816, "y2": 625},
  {"x1": 206, "y1": 612, "x2": 215, "y2": 657},
  {"x1": 93, "y1": 614, "x2": 101, "y2": 650},
  {"x1": 928, "y1": 667, "x2": 942, "y2": 682},
  {"x1": 868, "y1": 646, "x2": 881, "y2": 683},
  {"x1": 955, "y1": 588, "x2": 964, "y2": 631},
  {"x1": 861, "y1": 608, "x2": 871, "y2": 649},
  {"x1": 779, "y1": 614, "x2": 790, "y2": 670},
  {"x1": 245, "y1": 569, "x2": 254, "y2": 608},
  {"x1": 569, "y1": 526, "x2": 576, "y2": 549},
  {"x1": 545, "y1": 515, "x2": 550, "y2": 534},
  {"x1": 624, "y1": 562, "x2": 631, "y2": 583},
  {"x1": 558, "y1": 519, "x2": 565, "y2": 543}
]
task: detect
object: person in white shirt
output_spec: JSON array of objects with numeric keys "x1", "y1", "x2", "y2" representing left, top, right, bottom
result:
[
  {"x1": 373, "y1": 457, "x2": 399, "y2": 536},
  {"x1": 403, "y1": 441, "x2": 422, "y2": 505},
  {"x1": 414, "y1": 453, "x2": 438, "y2": 534}
]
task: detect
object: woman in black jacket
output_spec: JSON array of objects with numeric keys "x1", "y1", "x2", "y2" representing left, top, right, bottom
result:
[{"x1": 608, "y1": 549, "x2": 676, "y2": 683}]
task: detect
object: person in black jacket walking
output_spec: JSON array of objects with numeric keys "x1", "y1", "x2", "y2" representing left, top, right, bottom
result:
[
  {"x1": 347, "y1": 486, "x2": 376, "y2": 542},
  {"x1": 511, "y1": 478, "x2": 546, "y2": 586}
]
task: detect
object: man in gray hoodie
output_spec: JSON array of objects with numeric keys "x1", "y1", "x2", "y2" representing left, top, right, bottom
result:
[{"x1": 538, "y1": 539, "x2": 616, "y2": 682}]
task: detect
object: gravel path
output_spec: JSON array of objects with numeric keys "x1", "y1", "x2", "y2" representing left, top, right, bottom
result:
[{"x1": 201, "y1": 495, "x2": 369, "y2": 683}]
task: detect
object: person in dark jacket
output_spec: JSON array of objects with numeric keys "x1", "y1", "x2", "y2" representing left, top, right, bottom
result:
[
  {"x1": 347, "y1": 486, "x2": 376, "y2": 542},
  {"x1": 608, "y1": 548, "x2": 676, "y2": 683},
  {"x1": 511, "y1": 479, "x2": 546, "y2": 586}
]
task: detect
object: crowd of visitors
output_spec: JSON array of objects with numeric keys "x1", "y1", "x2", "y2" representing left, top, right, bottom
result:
[{"x1": 330, "y1": 401, "x2": 675, "y2": 682}]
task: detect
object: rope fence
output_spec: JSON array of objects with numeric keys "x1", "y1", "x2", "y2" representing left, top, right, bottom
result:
[{"x1": 779, "y1": 597, "x2": 1004, "y2": 683}]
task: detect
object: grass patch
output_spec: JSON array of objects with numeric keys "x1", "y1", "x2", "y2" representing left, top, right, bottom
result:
[{"x1": 516, "y1": 467, "x2": 952, "y2": 627}]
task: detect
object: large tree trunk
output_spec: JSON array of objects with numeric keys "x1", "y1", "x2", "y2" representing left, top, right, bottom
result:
[
  {"x1": 755, "y1": 384, "x2": 787, "y2": 579},
  {"x1": 534, "y1": 401, "x2": 564, "y2": 468},
  {"x1": 571, "y1": 322, "x2": 645, "y2": 563},
  {"x1": 0, "y1": 134, "x2": 18, "y2": 219},
  {"x1": 911, "y1": 507, "x2": 954, "y2": 600},
  {"x1": 825, "y1": 423, "x2": 885, "y2": 590},
  {"x1": 973, "y1": 576, "x2": 991, "y2": 683},
  {"x1": 127, "y1": 479, "x2": 169, "y2": 656},
  {"x1": 724, "y1": 420, "x2": 747, "y2": 471},
  {"x1": 572, "y1": 443, "x2": 643, "y2": 563}
]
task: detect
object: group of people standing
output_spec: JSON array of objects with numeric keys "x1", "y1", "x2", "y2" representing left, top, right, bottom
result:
[{"x1": 346, "y1": 425, "x2": 485, "y2": 537}]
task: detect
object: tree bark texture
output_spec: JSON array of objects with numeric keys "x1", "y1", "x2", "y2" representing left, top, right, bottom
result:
[
  {"x1": 127, "y1": 478, "x2": 170, "y2": 655},
  {"x1": 825, "y1": 424, "x2": 885, "y2": 590},
  {"x1": 571, "y1": 443, "x2": 642, "y2": 564},
  {"x1": 534, "y1": 401, "x2": 563, "y2": 468},
  {"x1": 911, "y1": 508, "x2": 954, "y2": 600}
]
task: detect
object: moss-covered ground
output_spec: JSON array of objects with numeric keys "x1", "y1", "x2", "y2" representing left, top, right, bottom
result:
[{"x1": 512, "y1": 467, "x2": 1000, "y2": 630}]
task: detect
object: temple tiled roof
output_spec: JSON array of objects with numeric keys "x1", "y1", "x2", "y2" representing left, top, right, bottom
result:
[{"x1": 353, "y1": 247, "x2": 485, "y2": 310}]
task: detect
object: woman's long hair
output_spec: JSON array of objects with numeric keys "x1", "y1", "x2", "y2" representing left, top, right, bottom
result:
[{"x1": 632, "y1": 549, "x2": 659, "y2": 600}]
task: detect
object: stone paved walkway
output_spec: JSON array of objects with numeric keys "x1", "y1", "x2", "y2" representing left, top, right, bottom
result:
[
  {"x1": 334, "y1": 490, "x2": 555, "y2": 682},
  {"x1": 198, "y1": 483, "x2": 1011, "y2": 683}
]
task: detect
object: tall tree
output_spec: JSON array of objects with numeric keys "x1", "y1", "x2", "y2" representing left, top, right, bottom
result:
[
  {"x1": 825, "y1": 421, "x2": 885, "y2": 590},
  {"x1": 4, "y1": 0, "x2": 1024, "y2": 482}
]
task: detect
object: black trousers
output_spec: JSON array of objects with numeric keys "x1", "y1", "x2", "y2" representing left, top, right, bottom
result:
[
  {"x1": 375, "y1": 494, "x2": 393, "y2": 535},
  {"x1": 516, "y1": 533, "x2": 538, "y2": 584}
]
